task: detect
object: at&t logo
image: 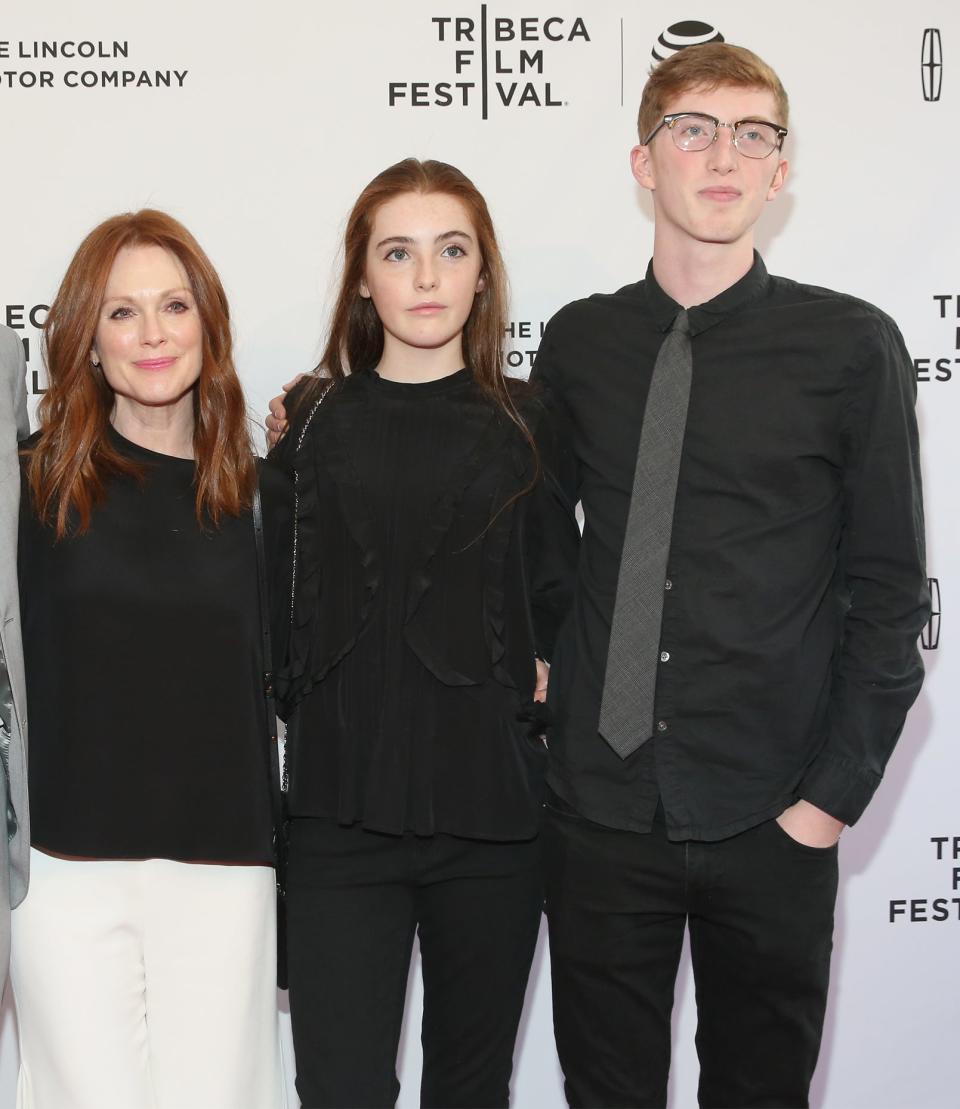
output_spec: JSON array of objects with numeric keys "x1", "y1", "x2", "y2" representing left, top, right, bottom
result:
[{"x1": 651, "y1": 20, "x2": 723, "y2": 65}]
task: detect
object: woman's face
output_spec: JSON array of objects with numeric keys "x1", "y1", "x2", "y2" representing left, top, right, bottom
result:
[
  {"x1": 92, "y1": 244, "x2": 203, "y2": 420},
  {"x1": 360, "y1": 191, "x2": 484, "y2": 364}
]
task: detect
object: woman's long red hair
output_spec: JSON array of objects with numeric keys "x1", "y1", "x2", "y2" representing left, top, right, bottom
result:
[{"x1": 28, "y1": 209, "x2": 255, "y2": 537}]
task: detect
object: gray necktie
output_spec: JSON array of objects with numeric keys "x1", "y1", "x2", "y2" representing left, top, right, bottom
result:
[{"x1": 599, "y1": 309, "x2": 691, "y2": 759}]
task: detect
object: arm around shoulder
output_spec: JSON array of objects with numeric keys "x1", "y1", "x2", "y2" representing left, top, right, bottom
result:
[{"x1": 266, "y1": 374, "x2": 334, "y2": 475}]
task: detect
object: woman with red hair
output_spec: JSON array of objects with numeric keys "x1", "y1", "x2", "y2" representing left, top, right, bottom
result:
[
  {"x1": 271, "y1": 159, "x2": 580, "y2": 1107},
  {"x1": 13, "y1": 210, "x2": 288, "y2": 1109}
]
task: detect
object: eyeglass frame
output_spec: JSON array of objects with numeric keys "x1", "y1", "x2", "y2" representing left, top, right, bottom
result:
[{"x1": 641, "y1": 112, "x2": 788, "y2": 158}]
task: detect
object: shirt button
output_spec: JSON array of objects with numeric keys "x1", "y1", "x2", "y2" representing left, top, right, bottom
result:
[
  {"x1": 656, "y1": 720, "x2": 669, "y2": 733},
  {"x1": 664, "y1": 578, "x2": 673, "y2": 591},
  {"x1": 660, "y1": 651, "x2": 670, "y2": 662}
]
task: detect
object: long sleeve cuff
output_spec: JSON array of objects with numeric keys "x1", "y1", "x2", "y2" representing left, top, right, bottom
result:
[{"x1": 799, "y1": 751, "x2": 882, "y2": 826}]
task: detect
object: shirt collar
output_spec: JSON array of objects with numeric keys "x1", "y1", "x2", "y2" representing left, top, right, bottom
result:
[{"x1": 641, "y1": 251, "x2": 770, "y2": 337}]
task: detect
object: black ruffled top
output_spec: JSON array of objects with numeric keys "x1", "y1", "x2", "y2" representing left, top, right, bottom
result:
[{"x1": 273, "y1": 368, "x2": 579, "y2": 840}]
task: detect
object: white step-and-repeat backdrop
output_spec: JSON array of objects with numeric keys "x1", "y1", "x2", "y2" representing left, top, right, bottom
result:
[{"x1": 1, "y1": 2, "x2": 956, "y2": 1106}]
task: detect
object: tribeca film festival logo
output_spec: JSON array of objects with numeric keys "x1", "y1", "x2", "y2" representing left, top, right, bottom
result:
[
  {"x1": 0, "y1": 39, "x2": 187, "y2": 90},
  {"x1": 651, "y1": 20, "x2": 723, "y2": 64},
  {"x1": 921, "y1": 28, "x2": 942, "y2": 102},
  {"x1": 915, "y1": 294, "x2": 959, "y2": 383},
  {"x1": 387, "y1": 5, "x2": 590, "y2": 118},
  {"x1": 922, "y1": 578, "x2": 941, "y2": 651},
  {"x1": 5, "y1": 304, "x2": 49, "y2": 395},
  {"x1": 889, "y1": 836, "x2": 960, "y2": 923}
]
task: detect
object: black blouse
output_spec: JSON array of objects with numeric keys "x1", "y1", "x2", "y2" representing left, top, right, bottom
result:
[
  {"x1": 274, "y1": 368, "x2": 579, "y2": 840},
  {"x1": 19, "y1": 429, "x2": 292, "y2": 863}
]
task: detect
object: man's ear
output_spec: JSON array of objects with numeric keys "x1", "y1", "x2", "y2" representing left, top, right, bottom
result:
[
  {"x1": 767, "y1": 157, "x2": 789, "y2": 202},
  {"x1": 631, "y1": 144, "x2": 656, "y2": 192}
]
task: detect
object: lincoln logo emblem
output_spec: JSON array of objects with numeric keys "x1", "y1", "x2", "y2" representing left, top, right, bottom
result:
[
  {"x1": 922, "y1": 29, "x2": 943, "y2": 102},
  {"x1": 922, "y1": 578, "x2": 941, "y2": 650}
]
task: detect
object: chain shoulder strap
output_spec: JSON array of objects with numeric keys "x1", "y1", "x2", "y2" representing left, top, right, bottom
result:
[{"x1": 290, "y1": 379, "x2": 334, "y2": 634}]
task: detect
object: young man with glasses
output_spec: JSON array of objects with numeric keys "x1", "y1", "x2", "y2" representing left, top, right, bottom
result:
[{"x1": 534, "y1": 43, "x2": 928, "y2": 1108}]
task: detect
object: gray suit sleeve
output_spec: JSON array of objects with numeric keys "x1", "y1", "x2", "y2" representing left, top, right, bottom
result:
[{"x1": 1, "y1": 327, "x2": 29, "y2": 441}]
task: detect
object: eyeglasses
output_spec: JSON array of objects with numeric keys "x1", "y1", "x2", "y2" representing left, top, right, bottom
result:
[{"x1": 642, "y1": 113, "x2": 788, "y2": 159}]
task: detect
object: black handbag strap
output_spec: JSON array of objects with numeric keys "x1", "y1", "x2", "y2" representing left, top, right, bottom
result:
[
  {"x1": 253, "y1": 378, "x2": 334, "y2": 853},
  {"x1": 252, "y1": 483, "x2": 284, "y2": 835}
]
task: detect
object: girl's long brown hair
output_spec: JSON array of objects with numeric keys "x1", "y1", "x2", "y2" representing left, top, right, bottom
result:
[
  {"x1": 28, "y1": 209, "x2": 256, "y2": 537},
  {"x1": 294, "y1": 159, "x2": 537, "y2": 477}
]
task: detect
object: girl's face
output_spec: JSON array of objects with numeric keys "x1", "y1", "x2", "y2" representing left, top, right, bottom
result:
[{"x1": 360, "y1": 190, "x2": 484, "y2": 367}]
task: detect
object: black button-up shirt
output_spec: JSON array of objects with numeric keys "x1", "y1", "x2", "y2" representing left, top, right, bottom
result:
[{"x1": 533, "y1": 255, "x2": 928, "y2": 841}]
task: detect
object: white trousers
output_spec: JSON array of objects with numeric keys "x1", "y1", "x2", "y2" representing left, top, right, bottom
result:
[{"x1": 10, "y1": 849, "x2": 286, "y2": 1109}]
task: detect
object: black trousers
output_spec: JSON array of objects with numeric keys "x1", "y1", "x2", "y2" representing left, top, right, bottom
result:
[
  {"x1": 286, "y1": 819, "x2": 543, "y2": 1109},
  {"x1": 542, "y1": 796, "x2": 839, "y2": 1109}
]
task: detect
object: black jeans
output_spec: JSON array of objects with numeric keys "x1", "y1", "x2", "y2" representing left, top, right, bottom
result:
[
  {"x1": 286, "y1": 819, "x2": 543, "y2": 1108},
  {"x1": 542, "y1": 796, "x2": 839, "y2": 1109}
]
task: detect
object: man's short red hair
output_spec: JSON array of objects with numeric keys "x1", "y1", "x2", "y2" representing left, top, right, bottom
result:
[{"x1": 638, "y1": 43, "x2": 789, "y2": 142}]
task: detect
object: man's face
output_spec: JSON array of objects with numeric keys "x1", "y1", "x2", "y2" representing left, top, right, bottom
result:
[{"x1": 631, "y1": 84, "x2": 788, "y2": 251}]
